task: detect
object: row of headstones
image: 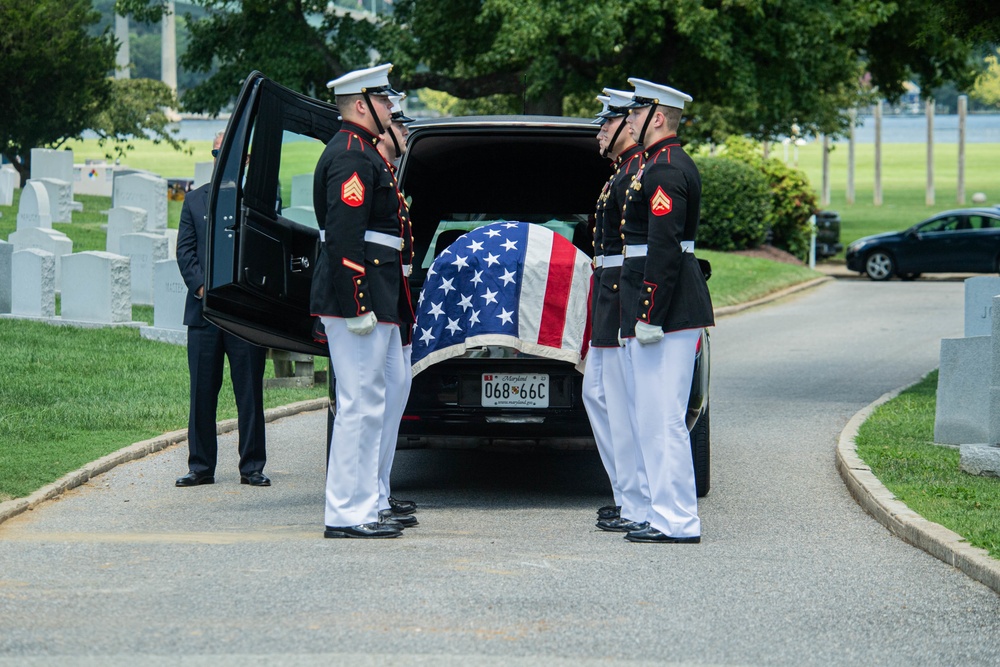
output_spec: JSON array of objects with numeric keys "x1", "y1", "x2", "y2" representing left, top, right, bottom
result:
[
  {"x1": 934, "y1": 276, "x2": 1000, "y2": 477},
  {"x1": 0, "y1": 240, "x2": 188, "y2": 344},
  {"x1": 6, "y1": 171, "x2": 177, "y2": 305}
]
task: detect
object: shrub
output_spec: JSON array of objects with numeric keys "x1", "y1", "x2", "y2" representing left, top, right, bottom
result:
[
  {"x1": 723, "y1": 137, "x2": 818, "y2": 259},
  {"x1": 693, "y1": 155, "x2": 772, "y2": 251}
]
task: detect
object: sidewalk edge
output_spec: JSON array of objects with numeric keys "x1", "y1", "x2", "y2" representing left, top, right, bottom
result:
[
  {"x1": 836, "y1": 384, "x2": 1000, "y2": 595},
  {"x1": 0, "y1": 397, "x2": 329, "y2": 527},
  {"x1": 715, "y1": 276, "x2": 831, "y2": 317}
]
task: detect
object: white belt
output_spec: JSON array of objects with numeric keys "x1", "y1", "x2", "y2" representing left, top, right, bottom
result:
[
  {"x1": 623, "y1": 241, "x2": 694, "y2": 258},
  {"x1": 318, "y1": 229, "x2": 403, "y2": 251},
  {"x1": 593, "y1": 255, "x2": 604, "y2": 268},
  {"x1": 602, "y1": 255, "x2": 623, "y2": 268}
]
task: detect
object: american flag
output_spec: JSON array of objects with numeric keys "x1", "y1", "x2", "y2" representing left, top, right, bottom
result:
[{"x1": 411, "y1": 222, "x2": 593, "y2": 376}]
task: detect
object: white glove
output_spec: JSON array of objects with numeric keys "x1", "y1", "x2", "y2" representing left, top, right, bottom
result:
[
  {"x1": 617, "y1": 328, "x2": 624, "y2": 347},
  {"x1": 345, "y1": 311, "x2": 377, "y2": 335},
  {"x1": 635, "y1": 321, "x2": 664, "y2": 345}
]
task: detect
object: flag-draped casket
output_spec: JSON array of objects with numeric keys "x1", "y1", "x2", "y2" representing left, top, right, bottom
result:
[{"x1": 411, "y1": 222, "x2": 593, "y2": 376}]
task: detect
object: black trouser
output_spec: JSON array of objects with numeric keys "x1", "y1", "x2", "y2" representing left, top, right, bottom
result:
[{"x1": 186, "y1": 323, "x2": 267, "y2": 476}]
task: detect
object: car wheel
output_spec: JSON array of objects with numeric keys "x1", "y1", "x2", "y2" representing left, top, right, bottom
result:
[
  {"x1": 899, "y1": 272, "x2": 921, "y2": 281},
  {"x1": 691, "y1": 405, "x2": 710, "y2": 498},
  {"x1": 864, "y1": 250, "x2": 895, "y2": 281}
]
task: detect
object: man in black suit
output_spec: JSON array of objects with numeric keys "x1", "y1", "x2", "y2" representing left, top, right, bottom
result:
[{"x1": 175, "y1": 131, "x2": 269, "y2": 488}]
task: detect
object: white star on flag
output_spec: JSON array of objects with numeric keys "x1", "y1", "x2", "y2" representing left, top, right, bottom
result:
[
  {"x1": 469, "y1": 309, "x2": 481, "y2": 326},
  {"x1": 471, "y1": 270, "x2": 483, "y2": 286},
  {"x1": 497, "y1": 308, "x2": 514, "y2": 325},
  {"x1": 484, "y1": 253, "x2": 500, "y2": 267},
  {"x1": 438, "y1": 277, "x2": 455, "y2": 294},
  {"x1": 428, "y1": 301, "x2": 445, "y2": 319},
  {"x1": 451, "y1": 255, "x2": 469, "y2": 270},
  {"x1": 445, "y1": 318, "x2": 462, "y2": 335},
  {"x1": 499, "y1": 268, "x2": 517, "y2": 286},
  {"x1": 467, "y1": 239, "x2": 484, "y2": 252},
  {"x1": 481, "y1": 287, "x2": 498, "y2": 305},
  {"x1": 457, "y1": 293, "x2": 473, "y2": 311},
  {"x1": 419, "y1": 327, "x2": 435, "y2": 344},
  {"x1": 501, "y1": 238, "x2": 518, "y2": 252}
]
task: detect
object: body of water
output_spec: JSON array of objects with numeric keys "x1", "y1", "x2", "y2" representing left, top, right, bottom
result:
[{"x1": 164, "y1": 114, "x2": 1000, "y2": 144}]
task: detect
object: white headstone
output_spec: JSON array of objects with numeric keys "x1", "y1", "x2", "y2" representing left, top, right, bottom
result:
[
  {"x1": 139, "y1": 259, "x2": 188, "y2": 345},
  {"x1": 112, "y1": 173, "x2": 168, "y2": 232},
  {"x1": 7, "y1": 226, "x2": 72, "y2": 287},
  {"x1": 0, "y1": 240, "x2": 12, "y2": 314},
  {"x1": 163, "y1": 228, "x2": 178, "y2": 260},
  {"x1": 193, "y1": 161, "x2": 214, "y2": 189},
  {"x1": 74, "y1": 162, "x2": 118, "y2": 197},
  {"x1": 282, "y1": 205, "x2": 318, "y2": 229},
  {"x1": 38, "y1": 178, "x2": 73, "y2": 223},
  {"x1": 11, "y1": 248, "x2": 56, "y2": 318},
  {"x1": 105, "y1": 206, "x2": 148, "y2": 254},
  {"x1": 120, "y1": 232, "x2": 169, "y2": 305},
  {"x1": 291, "y1": 174, "x2": 313, "y2": 207},
  {"x1": 0, "y1": 166, "x2": 18, "y2": 206},
  {"x1": 60, "y1": 251, "x2": 131, "y2": 323},
  {"x1": 30, "y1": 148, "x2": 74, "y2": 191},
  {"x1": 15, "y1": 181, "x2": 52, "y2": 230},
  {"x1": 964, "y1": 276, "x2": 1000, "y2": 337}
]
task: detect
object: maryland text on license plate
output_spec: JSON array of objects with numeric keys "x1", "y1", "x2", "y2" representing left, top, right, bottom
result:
[{"x1": 481, "y1": 373, "x2": 550, "y2": 408}]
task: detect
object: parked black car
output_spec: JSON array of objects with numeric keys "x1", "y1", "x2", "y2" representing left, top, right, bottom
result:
[
  {"x1": 846, "y1": 208, "x2": 1000, "y2": 280},
  {"x1": 202, "y1": 72, "x2": 711, "y2": 495}
]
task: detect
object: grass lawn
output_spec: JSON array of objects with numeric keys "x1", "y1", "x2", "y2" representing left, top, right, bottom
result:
[
  {"x1": 793, "y1": 142, "x2": 1000, "y2": 252},
  {"x1": 855, "y1": 371, "x2": 1000, "y2": 560}
]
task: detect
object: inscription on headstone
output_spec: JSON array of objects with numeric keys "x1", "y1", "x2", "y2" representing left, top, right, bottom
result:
[
  {"x1": 964, "y1": 276, "x2": 1000, "y2": 337},
  {"x1": 112, "y1": 173, "x2": 168, "y2": 232},
  {"x1": 16, "y1": 181, "x2": 52, "y2": 230},
  {"x1": 140, "y1": 259, "x2": 188, "y2": 345}
]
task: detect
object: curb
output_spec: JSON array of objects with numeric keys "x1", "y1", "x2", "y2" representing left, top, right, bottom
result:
[
  {"x1": 715, "y1": 276, "x2": 832, "y2": 317},
  {"x1": 0, "y1": 397, "x2": 329, "y2": 527},
  {"x1": 836, "y1": 384, "x2": 1000, "y2": 595}
]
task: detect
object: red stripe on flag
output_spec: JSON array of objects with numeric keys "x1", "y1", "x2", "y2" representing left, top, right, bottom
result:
[{"x1": 537, "y1": 236, "x2": 576, "y2": 347}]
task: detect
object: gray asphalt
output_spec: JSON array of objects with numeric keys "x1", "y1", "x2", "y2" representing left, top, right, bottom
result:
[{"x1": 2, "y1": 279, "x2": 999, "y2": 666}]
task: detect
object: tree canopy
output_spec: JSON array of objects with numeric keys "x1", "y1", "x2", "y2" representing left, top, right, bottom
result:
[
  {"x1": 117, "y1": 0, "x2": 996, "y2": 144},
  {"x1": 0, "y1": 0, "x2": 184, "y2": 184}
]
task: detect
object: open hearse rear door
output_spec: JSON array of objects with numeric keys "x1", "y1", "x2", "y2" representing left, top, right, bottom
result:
[{"x1": 203, "y1": 71, "x2": 339, "y2": 356}]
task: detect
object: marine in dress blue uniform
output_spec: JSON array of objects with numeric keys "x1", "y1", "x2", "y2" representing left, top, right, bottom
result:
[
  {"x1": 311, "y1": 64, "x2": 416, "y2": 539},
  {"x1": 619, "y1": 79, "x2": 714, "y2": 543},
  {"x1": 582, "y1": 89, "x2": 651, "y2": 533}
]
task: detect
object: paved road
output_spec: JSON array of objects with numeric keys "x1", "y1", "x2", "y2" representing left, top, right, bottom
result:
[{"x1": 2, "y1": 279, "x2": 999, "y2": 666}]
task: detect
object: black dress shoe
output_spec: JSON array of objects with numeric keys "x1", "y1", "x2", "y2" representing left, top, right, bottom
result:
[
  {"x1": 240, "y1": 471, "x2": 271, "y2": 486},
  {"x1": 624, "y1": 525, "x2": 701, "y2": 543},
  {"x1": 175, "y1": 472, "x2": 214, "y2": 487},
  {"x1": 388, "y1": 496, "x2": 417, "y2": 515},
  {"x1": 379, "y1": 509, "x2": 418, "y2": 528},
  {"x1": 324, "y1": 522, "x2": 401, "y2": 539},
  {"x1": 597, "y1": 518, "x2": 648, "y2": 533},
  {"x1": 597, "y1": 504, "x2": 621, "y2": 520}
]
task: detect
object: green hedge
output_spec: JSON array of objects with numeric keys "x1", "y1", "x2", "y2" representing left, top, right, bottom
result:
[{"x1": 693, "y1": 155, "x2": 772, "y2": 251}]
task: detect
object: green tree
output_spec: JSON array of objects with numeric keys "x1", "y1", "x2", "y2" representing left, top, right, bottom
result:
[
  {"x1": 971, "y1": 54, "x2": 1000, "y2": 110},
  {"x1": 0, "y1": 0, "x2": 184, "y2": 185},
  {"x1": 116, "y1": 0, "x2": 993, "y2": 143}
]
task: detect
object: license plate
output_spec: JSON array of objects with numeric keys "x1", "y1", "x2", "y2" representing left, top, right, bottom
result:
[{"x1": 481, "y1": 373, "x2": 549, "y2": 408}]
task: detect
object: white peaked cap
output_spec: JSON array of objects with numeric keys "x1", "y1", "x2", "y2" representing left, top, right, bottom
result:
[
  {"x1": 592, "y1": 95, "x2": 612, "y2": 124},
  {"x1": 626, "y1": 78, "x2": 693, "y2": 109},
  {"x1": 603, "y1": 88, "x2": 636, "y2": 111},
  {"x1": 327, "y1": 63, "x2": 401, "y2": 96}
]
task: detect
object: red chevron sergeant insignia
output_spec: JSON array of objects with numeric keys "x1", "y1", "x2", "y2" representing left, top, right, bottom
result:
[
  {"x1": 341, "y1": 172, "x2": 365, "y2": 207},
  {"x1": 650, "y1": 186, "x2": 672, "y2": 216}
]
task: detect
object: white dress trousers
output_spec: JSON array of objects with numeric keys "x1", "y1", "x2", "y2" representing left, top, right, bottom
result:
[
  {"x1": 378, "y1": 343, "x2": 412, "y2": 511},
  {"x1": 625, "y1": 328, "x2": 701, "y2": 538},
  {"x1": 321, "y1": 317, "x2": 406, "y2": 527},
  {"x1": 583, "y1": 346, "x2": 650, "y2": 521}
]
